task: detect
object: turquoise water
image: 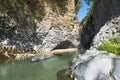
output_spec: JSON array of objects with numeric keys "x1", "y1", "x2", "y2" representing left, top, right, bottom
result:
[{"x1": 0, "y1": 52, "x2": 79, "y2": 80}]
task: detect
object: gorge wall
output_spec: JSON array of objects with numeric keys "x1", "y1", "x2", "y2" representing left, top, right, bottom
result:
[
  {"x1": 0, "y1": 0, "x2": 80, "y2": 52},
  {"x1": 80, "y1": 0, "x2": 120, "y2": 49}
]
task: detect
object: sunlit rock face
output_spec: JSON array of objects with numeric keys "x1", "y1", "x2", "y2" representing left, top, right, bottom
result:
[
  {"x1": 0, "y1": 0, "x2": 80, "y2": 51},
  {"x1": 71, "y1": 50, "x2": 120, "y2": 80}
]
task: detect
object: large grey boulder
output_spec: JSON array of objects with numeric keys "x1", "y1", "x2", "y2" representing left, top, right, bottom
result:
[{"x1": 71, "y1": 50, "x2": 120, "y2": 80}]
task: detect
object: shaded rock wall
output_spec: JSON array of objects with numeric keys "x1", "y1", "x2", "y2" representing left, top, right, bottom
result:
[{"x1": 80, "y1": 0, "x2": 120, "y2": 49}]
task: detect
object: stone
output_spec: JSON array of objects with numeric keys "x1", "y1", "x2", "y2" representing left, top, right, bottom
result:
[
  {"x1": 15, "y1": 53, "x2": 35, "y2": 60},
  {"x1": 31, "y1": 54, "x2": 54, "y2": 62},
  {"x1": 71, "y1": 50, "x2": 120, "y2": 80}
]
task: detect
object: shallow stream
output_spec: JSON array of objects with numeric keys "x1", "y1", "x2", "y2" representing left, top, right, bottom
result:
[{"x1": 0, "y1": 52, "x2": 79, "y2": 80}]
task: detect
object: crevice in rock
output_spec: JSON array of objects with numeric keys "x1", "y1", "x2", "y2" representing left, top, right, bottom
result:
[
  {"x1": 79, "y1": 15, "x2": 95, "y2": 49},
  {"x1": 53, "y1": 40, "x2": 75, "y2": 50}
]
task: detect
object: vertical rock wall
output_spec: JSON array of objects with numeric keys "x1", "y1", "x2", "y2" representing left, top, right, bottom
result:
[{"x1": 80, "y1": 0, "x2": 120, "y2": 49}]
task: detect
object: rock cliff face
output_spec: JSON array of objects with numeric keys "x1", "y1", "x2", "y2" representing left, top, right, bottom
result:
[
  {"x1": 0, "y1": 0, "x2": 80, "y2": 51},
  {"x1": 90, "y1": 16, "x2": 120, "y2": 49},
  {"x1": 80, "y1": 0, "x2": 120, "y2": 49}
]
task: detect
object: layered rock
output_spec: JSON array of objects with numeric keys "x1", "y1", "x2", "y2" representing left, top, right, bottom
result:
[{"x1": 0, "y1": 0, "x2": 80, "y2": 51}]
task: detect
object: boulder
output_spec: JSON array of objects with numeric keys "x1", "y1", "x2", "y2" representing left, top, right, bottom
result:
[
  {"x1": 71, "y1": 50, "x2": 120, "y2": 80},
  {"x1": 31, "y1": 54, "x2": 54, "y2": 62}
]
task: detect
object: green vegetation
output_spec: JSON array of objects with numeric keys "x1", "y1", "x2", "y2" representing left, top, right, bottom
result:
[{"x1": 98, "y1": 36, "x2": 120, "y2": 55}]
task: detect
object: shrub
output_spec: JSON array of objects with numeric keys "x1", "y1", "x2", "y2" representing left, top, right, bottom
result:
[{"x1": 97, "y1": 36, "x2": 120, "y2": 55}]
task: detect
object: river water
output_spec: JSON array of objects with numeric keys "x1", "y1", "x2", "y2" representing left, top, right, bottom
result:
[{"x1": 0, "y1": 52, "x2": 79, "y2": 80}]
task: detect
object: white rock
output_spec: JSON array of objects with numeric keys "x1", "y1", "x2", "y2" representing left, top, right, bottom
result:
[{"x1": 71, "y1": 50, "x2": 120, "y2": 80}]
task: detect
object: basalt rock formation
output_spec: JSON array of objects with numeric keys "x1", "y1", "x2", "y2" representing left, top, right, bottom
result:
[
  {"x1": 0, "y1": 0, "x2": 80, "y2": 52},
  {"x1": 80, "y1": 0, "x2": 120, "y2": 49}
]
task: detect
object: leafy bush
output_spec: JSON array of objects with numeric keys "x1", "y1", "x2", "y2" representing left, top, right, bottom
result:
[{"x1": 98, "y1": 36, "x2": 120, "y2": 55}]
